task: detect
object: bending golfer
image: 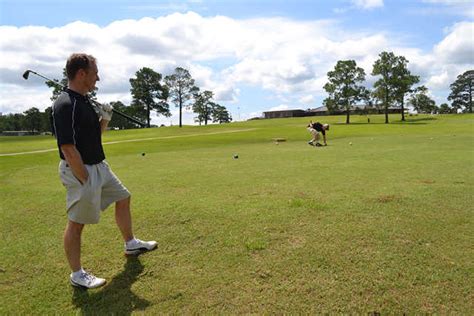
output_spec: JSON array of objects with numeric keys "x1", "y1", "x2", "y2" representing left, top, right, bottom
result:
[
  {"x1": 307, "y1": 121, "x2": 329, "y2": 147},
  {"x1": 52, "y1": 53, "x2": 157, "y2": 289}
]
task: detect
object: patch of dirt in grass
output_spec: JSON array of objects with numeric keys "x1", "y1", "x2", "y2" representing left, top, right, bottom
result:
[
  {"x1": 420, "y1": 179, "x2": 436, "y2": 184},
  {"x1": 296, "y1": 192, "x2": 309, "y2": 198},
  {"x1": 375, "y1": 194, "x2": 399, "y2": 203},
  {"x1": 394, "y1": 237, "x2": 413, "y2": 245},
  {"x1": 288, "y1": 236, "x2": 306, "y2": 249}
]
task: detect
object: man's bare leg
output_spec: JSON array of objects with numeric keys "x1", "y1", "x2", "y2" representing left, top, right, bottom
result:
[
  {"x1": 64, "y1": 220, "x2": 84, "y2": 272},
  {"x1": 115, "y1": 196, "x2": 134, "y2": 242}
]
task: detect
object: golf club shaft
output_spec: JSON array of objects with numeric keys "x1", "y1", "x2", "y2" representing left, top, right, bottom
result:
[{"x1": 23, "y1": 70, "x2": 146, "y2": 127}]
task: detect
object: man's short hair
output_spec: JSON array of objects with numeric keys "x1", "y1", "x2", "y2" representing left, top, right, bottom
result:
[{"x1": 66, "y1": 53, "x2": 96, "y2": 80}]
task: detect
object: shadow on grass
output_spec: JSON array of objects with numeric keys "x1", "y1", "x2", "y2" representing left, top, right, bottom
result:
[
  {"x1": 333, "y1": 122, "x2": 388, "y2": 125},
  {"x1": 332, "y1": 117, "x2": 437, "y2": 125},
  {"x1": 72, "y1": 256, "x2": 151, "y2": 315},
  {"x1": 392, "y1": 117, "x2": 438, "y2": 124}
]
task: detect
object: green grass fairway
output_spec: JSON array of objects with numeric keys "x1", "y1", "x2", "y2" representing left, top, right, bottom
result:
[{"x1": 1, "y1": 114, "x2": 473, "y2": 313}]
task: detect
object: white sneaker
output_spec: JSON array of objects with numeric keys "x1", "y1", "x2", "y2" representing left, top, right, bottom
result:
[
  {"x1": 125, "y1": 238, "x2": 157, "y2": 255},
  {"x1": 70, "y1": 271, "x2": 106, "y2": 289}
]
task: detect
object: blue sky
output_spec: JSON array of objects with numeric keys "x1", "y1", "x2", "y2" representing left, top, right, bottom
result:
[
  {"x1": 0, "y1": 1, "x2": 462, "y2": 48},
  {"x1": 1, "y1": 1, "x2": 463, "y2": 45},
  {"x1": 1, "y1": 0, "x2": 473, "y2": 124}
]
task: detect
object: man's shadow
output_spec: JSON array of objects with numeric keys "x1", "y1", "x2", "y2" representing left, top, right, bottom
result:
[{"x1": 72, "y1": 256, "x2": 151, "y2": 315}]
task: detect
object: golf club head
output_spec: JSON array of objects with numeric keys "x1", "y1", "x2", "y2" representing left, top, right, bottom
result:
[{"x1": 22, "y1": 70, "x2": 31, "y2": 80}]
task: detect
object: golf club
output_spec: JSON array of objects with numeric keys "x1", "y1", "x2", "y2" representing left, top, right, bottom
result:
[{"x1": 22, "y1": 69, "x2": 146, "y2": 127}]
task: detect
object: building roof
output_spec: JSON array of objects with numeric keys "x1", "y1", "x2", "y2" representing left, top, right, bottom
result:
[
  {"x1": 308, "y1": 106, "x2": 327, "y2": 112},
  {"x1": 263, "y1": 109, "x2": 305, "y2": 113},
  {"x1": 309, "y1": 104, "x2": 402, "y2": 111}
]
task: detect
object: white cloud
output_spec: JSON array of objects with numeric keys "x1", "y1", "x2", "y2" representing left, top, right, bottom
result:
[
  {"x1": 299, "y1": 95, "x2": 315, "y2": 105},
  {"x1": 0, "y1": 11, "x2": 472, "y2": 122},
  {"x1": 245, "y1": 111, "x2": 263, "y2": 120},
  {"x1": 213, "y1": 85, "x2": 240, "y2": 103},
  {"x1": 424, "y1": 0, "x2": 471, "y2": 3},
  {"x1": 421, "y1": 0, "x2": 474, "y2": 18},
  {"x1": 351, "y1": 0, "x2": 384, "y2": 10},
  {"x1": 434, "y1": 22, "x2": 474, "y2": 64},
  {"x1": 267, "y1": 104, "x2": 290, "y2": 111},
  {"x1": 425, "y1": 70, "x2": 449, "y2": 89},
  {"x1": 417, "y1": 22, "x2": 474, "y2": 93},
  {"x1": 336, "y1": 0, "x2": 384, "y2": 12}
]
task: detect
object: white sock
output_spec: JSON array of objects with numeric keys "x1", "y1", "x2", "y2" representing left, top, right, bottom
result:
[
  {"x1": 126, "y1": 237, "x2": 137, "y2": 248},
  {"x1": 72, "y1": 268, "x2": 85, "y2": 278}
]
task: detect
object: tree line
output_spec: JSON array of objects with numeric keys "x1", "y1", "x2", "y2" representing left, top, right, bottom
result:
[
  {"x1": 0, "y1": 66, "x2": 232, "y2": 132},
  {"x1": 1, "y1": 57, "x2": 472, "y2": 132},
  {"x1": 324, "y1": 51, "x2": 473, "y2": 124}
]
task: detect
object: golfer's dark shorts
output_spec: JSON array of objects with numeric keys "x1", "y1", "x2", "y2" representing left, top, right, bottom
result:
[{"x1": 58, "y1": 160, "x2": 130, "y2": 224}]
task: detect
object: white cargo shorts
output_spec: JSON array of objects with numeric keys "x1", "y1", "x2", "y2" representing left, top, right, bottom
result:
[
  {"x1": 307, "y1": 127, "x2": 320, "y2": 141},
  {"x1": 58, "y1": 160, "x2": 130, "y2": 224}
]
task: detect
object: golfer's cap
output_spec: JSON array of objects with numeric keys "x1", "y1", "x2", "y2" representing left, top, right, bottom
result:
[{"x1": 323, "y1": 123, "x2": 330, "y2": 129}]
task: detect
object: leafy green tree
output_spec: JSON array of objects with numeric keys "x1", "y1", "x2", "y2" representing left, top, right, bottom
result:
[
  {"x1": 192, "y1": 90, "x2": 213, "y2": 125},
  {"x1": 41, "y1": 107, "x2": 53, "y2": 133},
  {"x1": 106, "y1": 101, "x2": 142, "y2": 130},
  {"x1": 23, "y1": 107, "x2": 42, "y2": 132},
  {"x1": 448, "y1": 70, "x2": 473, "y2": 113},
  {"x1": 438, "y1": 103, "x2": 452, "y2": 114},
  {"x1": 372, "y1": 51, "x2": 399, "y2": 124},
  {"x1": 13, "y1": 113, "x2": 24, "y2": 130},
  {"x1": 211, "y1": 104, "x2": 232, "y2": 123},
  {"x1": 0, "y1": 108, "x2": 54, "y2": 133},
  {"x1": 164, "y1": 67, "x2": 199, "y2": 127},
  {"x1": 359, "y1": 87, "x2": 373, "y2": 115},
  {"x1": 0, "y1": 114, "x2": 17, "y2": 132},
  {"x1": 1, "y1": 113, "x2": 26, "y2": 131},
  {"x1": 128, "y1": 102, "x2": 148, "y2": 123},
  {"x1": 408, "y1": 87, "x2": 437, "y2": 114},
  {"x1": 0, "y1": 116, "x2": 6, "y2": 132},
  {"x1": 392, "y1": 56, "x2": 420, "y2": 121},
  {"x1": 322, "y1": 97, "x2": 338, "y2": 114},
  {"x1": 46, "y1": 68, "x2": 68, "y2": 101},
  {"x1": 323, "y1": 60, "x2": 367, "y2": 124},
  {"x1": 130, "y1": 67, "x2": 169, "y2": 128}
]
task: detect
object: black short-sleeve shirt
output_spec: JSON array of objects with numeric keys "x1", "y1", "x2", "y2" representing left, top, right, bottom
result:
[
  {"x1": 312, "y1": 122, "x2": 326, "y2": 136},
  {"x1": 52, "y1": 89, "x2": 105, "y2": 164}
]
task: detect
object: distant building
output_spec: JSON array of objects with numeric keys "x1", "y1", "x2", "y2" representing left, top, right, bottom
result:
[
  {"x1": 262, "y1": 104, "x2": 402, "y2": 119},
  {"x1": 263, "y1": 109, "x2": 307, "y2": 119},
  {"x1": 306, "y1": 106, "x2": 330, "y2": 116}
]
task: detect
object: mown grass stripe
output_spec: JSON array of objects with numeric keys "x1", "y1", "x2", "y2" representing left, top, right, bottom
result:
[{"x1": 0, "y1": 128, "x2": 257, "y2": 156}]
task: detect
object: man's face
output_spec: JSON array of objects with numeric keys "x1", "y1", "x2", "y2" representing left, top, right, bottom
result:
[{"x1": 83, "y1": 62, "x2": 99, "y2": 92}]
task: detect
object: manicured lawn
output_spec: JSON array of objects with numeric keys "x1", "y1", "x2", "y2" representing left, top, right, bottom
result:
[{"x1": 0, "y1": 114, "x2": 473, "y2": 313}]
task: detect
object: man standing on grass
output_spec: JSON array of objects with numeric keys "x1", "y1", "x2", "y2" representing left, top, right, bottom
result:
[
  {"x1": 307, "y1": 120, "x2": 330, "y2": 147},
  {"x1": 52, "y1": 53, "x2": 157, "y2": 289}
]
